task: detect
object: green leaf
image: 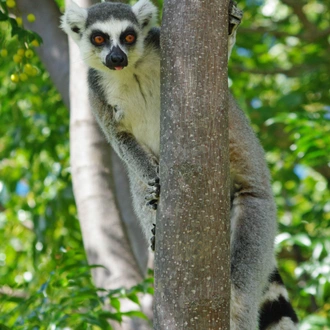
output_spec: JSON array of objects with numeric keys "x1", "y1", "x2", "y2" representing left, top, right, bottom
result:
[
  {"x1": 110, "y1": 297, "x2": 121, "y2": 312},
  {"x1": 82, "y1": 315, "x2": 112, "y2": 328},
  {"x1": 99, "y1": 312, "x2": 123, "y2": 323},
  {"x1": 122, "y1": 311, "x2": 148, "y2": 320},
  {"x1": 0, "y1": 11, "x2": 8, "y2": 21},
  {"x1": 127, "y1": 293, "x2": 140, "y2": 305},
  {"x1": 147, "y1": 287, "x2": 154, "y2": 295},
  {"x1": 292, "y1": 234, "x2": 312, "y2": 247}
]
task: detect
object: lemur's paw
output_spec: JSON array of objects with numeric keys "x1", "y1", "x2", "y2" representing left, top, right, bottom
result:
[
  {"x1": 229, "y1": 0, "x2": 243, "y2": 35},
  {"x1": 150, "y1": 224, "x2": 156, "y2": 251},
  {"x1": 145, "y1": 176, "x2": 160, "y2": 210},
  {"x1": 112, "y1": 105, "x2": 124, "y2": 121}
]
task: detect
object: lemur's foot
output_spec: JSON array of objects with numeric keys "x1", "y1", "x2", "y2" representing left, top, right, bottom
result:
[
  {"x1": 229, "y1": 0, "x2": 243, "y2": 35},
  {"x1": 150, "y1": 224, "x2": 156, "y2": 251},
  {"x1": 145, "y1": 176, "x2": 160, "y2": 210}
]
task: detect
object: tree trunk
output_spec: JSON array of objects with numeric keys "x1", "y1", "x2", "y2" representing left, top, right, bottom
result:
[
  {"x1": 154, "y1": 0, "x2": 231, "y2": 329},
  {"x1": 16, "y1": 0, "x2": 70, "y2": 108}
]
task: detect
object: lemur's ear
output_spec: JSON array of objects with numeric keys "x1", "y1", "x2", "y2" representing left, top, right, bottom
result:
[
  {"x1": 132, "y1": 0, "x2": 157, "y2": 31},
  {"x1": 61, "y1": 1, "x2": 88, "y2": 42}
]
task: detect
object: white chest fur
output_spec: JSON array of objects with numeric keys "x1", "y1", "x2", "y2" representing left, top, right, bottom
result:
[{"x1": 99, "y1": 59, "x2": 160, "y2": 157}]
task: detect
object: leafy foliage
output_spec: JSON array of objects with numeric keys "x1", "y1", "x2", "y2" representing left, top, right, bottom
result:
[
  {"x1": 0, "y1": 250, "x2": 153, "y2": 329},
  {"x1": 0, "y1": 1, "x2": 42, "y2": 83}
]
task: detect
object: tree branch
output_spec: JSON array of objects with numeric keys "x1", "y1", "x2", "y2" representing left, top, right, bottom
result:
[
  {"x1": 240, "y1": 25, "x2": 330, "y2": 43},
  {"x1": 0, "y1": 286, "x2": 28, "y2": 299},
  {"x1": 240, "y1": 26, "x2": 294, "y2": 39},
  {"x1": 240, "y1": 0, "x2": 329, "y2": 43},
  {"x1": 279, "y1": 0, "x2": 328, "y2": 42},
  {"x1": 281, "y1": 0, "x2": 316, "y2": 32},
  {"x1": 16, "y1": 0, "x2": 70, "y2": 108},
  {"x1": 231, "y1": 63, "x2": 323, "y2": 77}
]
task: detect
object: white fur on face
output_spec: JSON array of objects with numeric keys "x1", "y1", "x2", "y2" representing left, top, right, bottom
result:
[
  {"x1": 60, "y1": 0, "x2": 157, "y2": 71},
  {"x1": 60, "y1": 1, "x2": 87, "y2": 42},
  {"x1": 132, "y1": 0, "x2": 158, "y2": 30},
  {"x1": 78, "y1": 19, "x2": 145, "y2": 72}
]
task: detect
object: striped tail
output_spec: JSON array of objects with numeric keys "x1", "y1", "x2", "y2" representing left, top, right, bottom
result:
[{"x1": 259, "y1": 268, "x2": 299, "y2": 330}]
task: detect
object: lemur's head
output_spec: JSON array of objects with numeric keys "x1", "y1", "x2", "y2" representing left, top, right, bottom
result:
[{"x1": 61, "y1": 0, "x2": 157, "y2": 72}]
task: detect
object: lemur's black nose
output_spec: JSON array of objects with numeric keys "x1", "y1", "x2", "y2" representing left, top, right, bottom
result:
[
  {"x1": 105, "y1": 46, "x2": 128, "y2": 69},
  {"x1": 111, "y1": 54, "x2": 125, "y2": 64}
]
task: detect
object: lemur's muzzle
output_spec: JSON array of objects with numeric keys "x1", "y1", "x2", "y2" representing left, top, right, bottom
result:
[{"x1": 105, "y1": 46, "x2": 128, "y2": 70}]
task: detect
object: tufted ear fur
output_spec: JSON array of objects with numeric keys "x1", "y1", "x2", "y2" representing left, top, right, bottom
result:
[
  {"x1": 60, "y1": 1, "x2": 88, "y2": 42},
  {"x1": 132, "y1": 0, "x2": 158, "y2": 31}
]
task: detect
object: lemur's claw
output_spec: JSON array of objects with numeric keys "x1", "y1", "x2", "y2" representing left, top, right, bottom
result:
[
  {"x1": 229, "y1": 0, "x2": 243, "y2": 35},
  {"x1": 146, "y1": 176, "x2": 160, "y2": 209},
  {"x1": 148, "y1": 177, "x2": 159, "y2": 186},
  {"x1": 147, "y1": 200, "x2": 158, "y2": 210},
  {"x1": 150, "y1": 224, "x2": 156, "y2": 251}
]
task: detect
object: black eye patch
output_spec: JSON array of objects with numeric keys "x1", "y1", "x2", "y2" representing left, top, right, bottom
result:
[
  {"x1": 120, "y1": 28, "x2": 137, "y2": 46},
  {"x1": 90, "y1": 30, "x2": 109, "y2": 46}
]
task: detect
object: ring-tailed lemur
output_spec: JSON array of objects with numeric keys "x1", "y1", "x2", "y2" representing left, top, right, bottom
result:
[{"x1": 61, "y1": 1, "x2": 298, "y2": 328}]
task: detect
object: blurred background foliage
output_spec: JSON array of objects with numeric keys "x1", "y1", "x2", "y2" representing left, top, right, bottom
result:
[{"x1": 0, "y1": 0, "x2": 329, "y2": 329}]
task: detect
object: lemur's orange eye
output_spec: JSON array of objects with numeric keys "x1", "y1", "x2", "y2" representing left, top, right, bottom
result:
[
  {"x1": 93, "y1": 35, "x2": 105, "y2": 45},
  {"x1": 125, "y1": 34, "x2": 136, "y2": 44}
]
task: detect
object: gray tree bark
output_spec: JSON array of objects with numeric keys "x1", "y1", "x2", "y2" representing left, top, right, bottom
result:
[
  {"x1": 154, "y1": 0, "x2": 231, "y2": 329},
  {"x1": 16, "y1": 0, "x2": 70, "y2": 108}
]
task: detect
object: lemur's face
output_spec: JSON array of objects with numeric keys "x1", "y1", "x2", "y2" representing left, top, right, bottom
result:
[
  {"x1": 80, "y1": 17, "x2": 141, "y2": 72},
  {"x1": 61, "y1": 0, "x2": 157, "y2": 72}
]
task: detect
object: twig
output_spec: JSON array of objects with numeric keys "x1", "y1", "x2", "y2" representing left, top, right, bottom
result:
[{"x1": 0, "y1": 286, "x2": 28, "y2": 299}]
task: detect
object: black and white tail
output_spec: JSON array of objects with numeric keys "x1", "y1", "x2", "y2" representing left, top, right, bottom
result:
[{"x1": 259, "y1": 268, "x2": 299, "y2": 330}]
